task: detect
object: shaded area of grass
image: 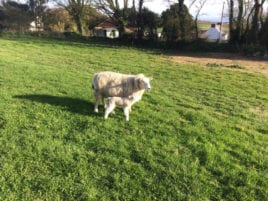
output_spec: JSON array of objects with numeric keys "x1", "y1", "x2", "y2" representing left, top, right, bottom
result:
[
  {"x1": 13, "y1": 94, "x2": 95, "y2": 116},
  {"x1": 206, "y1": 62, "x2": 244, "y2": 69},
  {"x1": 0, "y1": 35, "x2": 267, "y2": 200}
]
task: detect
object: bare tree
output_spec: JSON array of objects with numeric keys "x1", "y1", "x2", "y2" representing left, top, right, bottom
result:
[
  {"x1": 57, "y1": 0, "x2": 91, "y2": 34},
  {"x1": 43, "y1": 8, "x2": 74, "y2": 32},
  {"x1": 178, "y1": 0, "x2": 186, "y2": 40},
  {"x1": 0, "y1": 0, "x2": 32, "y2": 32},
  {"x1": 191, "y1": 0, "x2": 207, "y2": 39},
  {"x1": 250, "y1": 0, "x2": 266, "y2": 42},
  {"x1": 243, "y1": 0, "x2": 255, "y2": 41},
  {"x1": 94, "y1": 0, "x2": 130, "y2": 35},
  {"x1": 28, "y1": 0, "x2": 48, "y2": 17},
  {"x1": 259, "y1": 0, "x2": 266, "y2": 26},
  {"x1": 232, "y1": 0, "x2": 243, "y2": 43},
  {"x1": 28, "y1": 0, "x2": 48, "y2": 31},
  {"x1": 228, "y1": 0, "x2": 235, "y2": 42},
  {"x1": 137, "y1": 0, "x2": 144, "y2": 41}
]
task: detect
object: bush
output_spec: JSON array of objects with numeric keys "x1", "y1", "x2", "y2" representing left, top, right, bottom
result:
[
  {"x1": 240, "y1": 44, "x2": 265, "y2": 56},
  {"x1": 163, "y1": 39, "x2": 237, "y2": 53}
]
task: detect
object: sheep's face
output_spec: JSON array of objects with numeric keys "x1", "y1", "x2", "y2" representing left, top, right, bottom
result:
[{"x1": 138, "y1": 77, "x2": 153, "y2": 91}]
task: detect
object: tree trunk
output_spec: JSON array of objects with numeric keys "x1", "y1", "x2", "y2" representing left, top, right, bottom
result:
[
  {"x1": 236, "y1": 0, "x2": 244, "y2": 43},
  {"x1": 74, "y1": 16, "x2": 83, "y2": 34},
  {"x1": 194, "y1": 16, "x2": 198, "y2": 39},
  {"x1": 137, "y1": 0, "x2": 144, "y2": 42},
  {"x1": 259, "y1": 0, "x2": 266, "y2": 31},
  {"x1": 178, "y1": 0, "x2": 185, "y2": 40},
  {"x1": 250, "y1": 0, "x2": 261, "y2": 43},
  {"x1": 229, "y1": 0, "x2": 235, "y2": 43},
  {"x1": 244, "y1": 5, "x2": 255, "y2": 43}
]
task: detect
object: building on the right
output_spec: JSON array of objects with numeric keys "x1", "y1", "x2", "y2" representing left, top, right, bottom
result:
[{"x1": 202, "y1": 23, "x2": 228, "y2": 42}]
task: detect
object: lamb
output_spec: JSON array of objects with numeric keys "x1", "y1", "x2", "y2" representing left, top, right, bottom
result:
[
  {"x1": 104, "y1": 93, "x2": 141, "y2": 121},
  {"x1": 92, "y1": 71, "x2": 152, "y2": 113}
]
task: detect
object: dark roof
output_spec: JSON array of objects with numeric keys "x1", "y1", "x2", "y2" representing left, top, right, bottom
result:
[{"x1": 95, "y1": 18, "x2": 119, "y2": 29}]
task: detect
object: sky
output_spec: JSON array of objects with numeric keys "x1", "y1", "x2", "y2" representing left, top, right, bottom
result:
[
  {"x1": 144, "y1": 0, "x2": 229, "y2": 22},
  {"x1": 144, "y1": 0, "x2": 268, "y2": 22},
  {"x1": 16, "y1": 0, "x2": 268, "y2": 23},
  {"x1": 16, "y1": 0, "x2": 227, "y2": 22}
]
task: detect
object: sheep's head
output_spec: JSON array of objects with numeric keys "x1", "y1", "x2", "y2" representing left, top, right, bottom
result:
[{"x1": 136, "y1": 74, "x2": 153, "y2": 91}]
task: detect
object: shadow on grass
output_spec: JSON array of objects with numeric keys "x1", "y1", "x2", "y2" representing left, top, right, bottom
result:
[{"x1": 13, "y1": 94, "x2": 97, "y2": 116}]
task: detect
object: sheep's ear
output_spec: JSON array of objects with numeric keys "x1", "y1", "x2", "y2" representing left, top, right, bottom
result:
[
  {"x1": 136, "y1": 74, "x2": 144, "y2": 78},
  {"x1": 135, "y1": 76, "x2": 142, "y2": 83}
]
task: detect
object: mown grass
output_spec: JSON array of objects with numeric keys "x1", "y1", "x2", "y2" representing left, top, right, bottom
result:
[{"x1": 0, "y1": 35, "x2": 267, "y2": 201}]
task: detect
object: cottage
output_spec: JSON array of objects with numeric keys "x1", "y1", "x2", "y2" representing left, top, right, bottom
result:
[
  {"x1": 203, "y1": 23, "x2": 228, "y2": 42},
  {"x1": 29, "y1": 16, "x2": 44, "y2": 32},
  {"x1": 93, "y1": 18, "x2": 119, "y2": 39}
]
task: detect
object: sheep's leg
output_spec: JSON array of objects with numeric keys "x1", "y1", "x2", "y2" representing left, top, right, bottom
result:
[
  {"x1": 104, "y1": 104, "x2": 116, "y2": 119},
  {"x1": 124, "y1": 107, "x2": 130, "y2": 121},
  {"x1": 104, "y1": 99, "x2": 107, "y2": 109},
  {"x1": 104, "y1": 98, "x2": 115, "y2": 114},
  {"x1": 94, "y1": 98, "x2": 100, "y2": 113},
  {"x1": 94, "y1": 94, "x2": 101, "y2": 113}
]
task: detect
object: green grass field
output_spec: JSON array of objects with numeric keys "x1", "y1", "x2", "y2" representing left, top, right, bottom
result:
[
  {"x1": 0, "y1": 35, "x2": 267, "y2": 201},
  {"x1": 198, "y1": 21, "x2": 229, "y2": 32}
]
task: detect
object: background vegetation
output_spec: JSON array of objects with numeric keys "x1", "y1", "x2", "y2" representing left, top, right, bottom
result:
[
  {"x1": 1, "y1": 0, "x2": 268, "y2": 53},
  {"x1": 0, "y1": 35, "x2": 267, "y2": 200}
]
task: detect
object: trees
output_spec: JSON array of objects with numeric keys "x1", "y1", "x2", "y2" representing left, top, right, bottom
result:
[
  {"x1": 135, "y1": 1, "x2": 159, "y2": 41},
  {"x1": 190, "y1": 0, "x2": 207, "y2": 39},
  {"x1": 260, "y1": 14, "x2": 268, "y2": 53},
  {"x1": 228, "y1": 0, "x2": 244, "y2": 43},
  {"x1": 0, "y1": 0, "x2": 51, "y2": 32},
  {"x1": 225, "y1": 0, "x2": 268, "y2": 55},
  {"x1": 141, "y1": 8, "x2": 159, "y2": 40},
  {"x1": 249, "y1": 0, "x2": 266, "y2": 43},
  {"x1": 43, "y1": 2, "x2": 105, "y2": 34},
  {"x1": 93, "y1": 0, "x2": 159, "y2": 40},
  {"x1": 28, "y1": 0, "x2": 48, "y2": 18},
  {"x1": 178, "y1": 0, "x2": 186, "y2": 40},
  {"x1": 57, "y1": 0, "x2": 91, "y2": 34},
  {"x1": 236, "y1": 0, "x2": 243, "y2": 43},
  {"x1": 228, "y1": 0, "x2": 235, "y2": 43},
  {"x1": 83, "y1": 5, "x2": 106, "y2": 33},
  {"x1": 227, "y1": 0, "x2": 267, "y2": 46},
  {"x1": 137, "y1": 0, "x2": 144, "y2": 40},
  {"x1": 162, "y1": 3, "x2": 194, "y2": 42},
  {"x1": 94, "y1": 0, "x2": 130, "y2": 36},
  {"x1": 43, "y1": 8, "x2": 74, "y2": 32},
  {"x1": 0, "y1": 1, "x2": 32, "y2": 32},
  {"x1": 28, "y1": 0, "x2": 48, "y2": 32}
]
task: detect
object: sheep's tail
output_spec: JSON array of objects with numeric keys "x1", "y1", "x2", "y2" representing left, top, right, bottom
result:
[
  {"x1": 92, "y1": 73, "x2": 97, "y2": 90},
  {"x1": 92, "y1": 78, "x2": 95, "y2": 89}
]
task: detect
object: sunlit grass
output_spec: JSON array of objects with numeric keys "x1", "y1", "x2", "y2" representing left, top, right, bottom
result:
[{"x1": 0, "y1": 35, "x2": 267, "y2": 200}]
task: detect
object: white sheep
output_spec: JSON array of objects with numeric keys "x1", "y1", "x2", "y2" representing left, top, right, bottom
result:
[
  {"x1": 104, "y1": 93, "x2": 141, "y2": 121},
  {"x1": 92, "y1": 71, "x2": 152, "y2": 113}
]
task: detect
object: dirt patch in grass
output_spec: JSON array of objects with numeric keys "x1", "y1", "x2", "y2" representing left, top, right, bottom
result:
[
  {"x1": 164, "y1": 52, "x2": 268, "y2": 75},
  {"x1": 250, "y1": 107, "x2": 268, "y2": 117}
]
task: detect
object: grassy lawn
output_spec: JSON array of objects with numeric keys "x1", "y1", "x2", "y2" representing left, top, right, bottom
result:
[
  {"x1": 198, "y1": 21, "x2": 229, "y2": 32},
  {"x1": 0, "y1": 35, "x2": 267, "y2": 201}
]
